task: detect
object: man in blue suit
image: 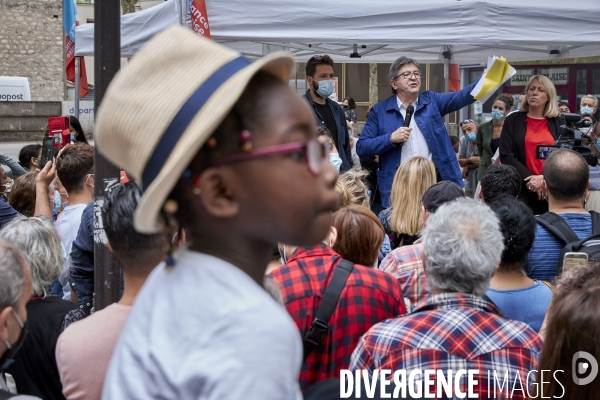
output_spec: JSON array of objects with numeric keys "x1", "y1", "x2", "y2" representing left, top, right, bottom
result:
[{"x1": 357, "y1": 57, "x2": 480, "y2": 208}]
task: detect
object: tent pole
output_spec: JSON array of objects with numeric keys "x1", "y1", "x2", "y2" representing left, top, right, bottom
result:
[
  {"x1": 75, "y1": 56, "x2": 80, "y2": 119},
  {"x1": 94, "y1": 0, "x2": 122, "y2": 312},
  {"x1": 180, "y1": 0, "x2": 187, "y2": 26}
]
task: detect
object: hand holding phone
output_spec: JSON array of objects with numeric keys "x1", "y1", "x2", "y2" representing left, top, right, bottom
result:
[
  {"x1": 563, "y1": 252, "x2": 588, "y2": 275},
  {"x1": 40, "y1": 136, "x2": 55, "y2": 168}
]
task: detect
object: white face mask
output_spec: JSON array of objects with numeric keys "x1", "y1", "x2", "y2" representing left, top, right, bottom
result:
[{"x1": 329, "y1": 153, "x2": 342, "y2": 172}]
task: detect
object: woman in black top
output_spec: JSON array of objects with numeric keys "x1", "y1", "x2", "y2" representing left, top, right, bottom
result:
[{"x1": 499, "y1": 75, "x2": 561, "y2": 214}]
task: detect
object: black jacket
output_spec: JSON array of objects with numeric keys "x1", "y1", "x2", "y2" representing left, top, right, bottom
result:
[
  {"x1": 499, "y1": 111, "x2": 561, "y2": 180},
  {"x1": 303, "y1": 92, "x2": 353, "y2": 172},
  {"x1": 499, "y1": 111, "x2": 561, "y2": 213}
]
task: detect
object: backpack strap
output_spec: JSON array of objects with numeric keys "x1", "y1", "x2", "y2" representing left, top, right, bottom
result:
[
  {"x1": 536, "y1": 212, "x2": 580, "y2": 244},
  {"x1": 303, "y1": 259, "x2": 354, "y2": 361},
  {"x1": 540, "y1": 280, "x2": 555, "y2": 292},
  {"x1": 590, "y1": 211, "x2": 600, "y2": 235}
]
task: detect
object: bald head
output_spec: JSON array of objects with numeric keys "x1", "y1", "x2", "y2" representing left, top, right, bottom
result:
[{"x1": 543, "y1": 149, "x2": 589, "y2": 202}]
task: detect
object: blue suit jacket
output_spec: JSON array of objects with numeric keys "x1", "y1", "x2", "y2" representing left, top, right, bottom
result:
[{"x1": 356, "y1": 80, "x2": 479, "y2": 208}]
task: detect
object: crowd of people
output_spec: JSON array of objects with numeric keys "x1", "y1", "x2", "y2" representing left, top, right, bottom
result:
[{"x1": 1, "y1": 26, "x2": 600, "y2": 400}]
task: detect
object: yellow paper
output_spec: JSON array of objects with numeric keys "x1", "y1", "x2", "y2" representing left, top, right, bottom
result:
[{"x1": 470, "y1": 56, "x2": 516, "y2": 104}]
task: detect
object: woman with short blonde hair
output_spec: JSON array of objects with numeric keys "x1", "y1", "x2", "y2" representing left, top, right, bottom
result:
[
  {"x1": 500, "y1": 75, "x2": 562, "y2": 214},
  {"x1": 378, "y1": 156, "x2": 436, "y2": 249}
]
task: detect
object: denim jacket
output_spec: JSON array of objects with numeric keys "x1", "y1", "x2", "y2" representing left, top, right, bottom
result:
[
  {"x1": 68, "y1": 202, "x2": 94, "y2": 314},
  {"x1": 356, "y1": 79, "x2": 479, "y2": 208}
]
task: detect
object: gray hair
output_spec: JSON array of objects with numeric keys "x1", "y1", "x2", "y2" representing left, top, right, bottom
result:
[
  {"x1": 0, "y1": 216, "x2": 64, "y2": 297},
  {"x1": 421, "y1": 198, "x2": 504, "y2": 296},
  {"x1": 389, "y1": 57, "x2": 421, "y2": 95},
  {"x1": 581, "y1": 94, "x2": 598, "y2": 108},
  {"x1": 0, "y1": 239, "x2": 27, "y2": 309}
]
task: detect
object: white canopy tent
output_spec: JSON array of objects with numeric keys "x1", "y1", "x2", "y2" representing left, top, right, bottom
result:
[
  {"x1": 75, "y1": 0, "x2": 181, "y2": 58},
  {"x1": 76, "y1": 0, "x2": 600, "y2": 64}
]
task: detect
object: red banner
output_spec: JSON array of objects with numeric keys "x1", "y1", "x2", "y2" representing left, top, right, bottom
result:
[
  {"x1": 190, "y1": 0, "x2": 211, "y2": 38},
  {"x1": 65, "y1": 35, "x2": 89, "y2": 97}
]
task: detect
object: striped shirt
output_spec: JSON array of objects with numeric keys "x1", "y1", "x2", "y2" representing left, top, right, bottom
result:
[{"x1": 527, "y1": 213, "x2": 592, "y2": 282}]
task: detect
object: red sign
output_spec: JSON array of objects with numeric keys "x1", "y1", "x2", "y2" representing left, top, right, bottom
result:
[
  {"x1": 190, "y1": 0, "x2": 211, "y2": 38},
  {"x1": 48, "y1": 116, "x2": 71, "y2": 148}
]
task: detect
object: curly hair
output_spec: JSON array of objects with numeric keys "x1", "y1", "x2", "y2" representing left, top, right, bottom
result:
[
  {"x1": 0, "y1": 216, "x2": 64, "y2": 297},
  {"x1": 335, "y1": 168, "x2": 370, "y2": 209},
  {"x1": 488, "y1": 195, "x2": 535, "y2": 268}
]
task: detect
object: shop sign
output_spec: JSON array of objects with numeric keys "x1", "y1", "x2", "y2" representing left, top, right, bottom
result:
[
  {"x1": 507, "y1": 69, "x2": 534, "y2": 86},
  {"x1": 538, "y1": 67, "x2": 569, "y2": 85}
]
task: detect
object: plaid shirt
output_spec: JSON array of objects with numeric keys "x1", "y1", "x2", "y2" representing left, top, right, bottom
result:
[
  {"x1": 268, "y1": 243, "x2": 406, "y2": 390},
  {"x1": 350, "y1": 293, "x2": 543, "y2": 399},
  {"x1": 378, "y1": 239, "x2": 429, "y2": 308}
]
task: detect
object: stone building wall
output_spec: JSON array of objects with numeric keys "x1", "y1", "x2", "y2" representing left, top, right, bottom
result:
[{"x1": 0, "y1": 0, "x2": 65, "y2": 101}]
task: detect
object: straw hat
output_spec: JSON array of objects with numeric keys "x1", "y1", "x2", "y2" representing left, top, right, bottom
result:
[{"x1": 95, "y1": 26, "x2": 295, "y2": 233}]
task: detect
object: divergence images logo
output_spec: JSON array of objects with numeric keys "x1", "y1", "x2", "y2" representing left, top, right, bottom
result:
[{"x1": 572, "y1": 351, "x2": 598, "y2": 386}]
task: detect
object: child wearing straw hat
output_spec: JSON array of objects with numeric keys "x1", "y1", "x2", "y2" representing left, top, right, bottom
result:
[{"x1": 95, "y1": 27, "x2": 339, "y2": 399}]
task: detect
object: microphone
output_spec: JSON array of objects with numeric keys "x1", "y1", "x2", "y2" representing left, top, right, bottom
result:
[{"x1": 404, "y1": 105, "x2": 414, "y2": 128}]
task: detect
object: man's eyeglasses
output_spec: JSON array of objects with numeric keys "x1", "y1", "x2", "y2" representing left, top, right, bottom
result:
[
  {"x1": 459, "y1": 119, "x2": 475, "y2": 127},
  {"x1": 396, "y1": 71, "x2": 422, "y2": 80},
  {"x1": 213, "y1": 134, "x2": 330, "y2": 175}
]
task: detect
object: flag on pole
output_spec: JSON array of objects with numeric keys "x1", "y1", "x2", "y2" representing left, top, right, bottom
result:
[
  {"x1": 189, "y1": 0, "x2": 211, "y2": 38},
  {"x1": 64, "y1": 0, "x2": 89, "y2": 98}
]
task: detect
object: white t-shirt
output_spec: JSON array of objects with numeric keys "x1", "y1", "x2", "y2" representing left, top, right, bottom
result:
[
  {"x1": 102, "y1": 250, "x2": 303, "y2": 400},
  {"x1": 54, "y1": 203, "x2": 88, "y2": 300},
  {"x1": 397, "y1": 97, "x2": 432, "y2": 163}
]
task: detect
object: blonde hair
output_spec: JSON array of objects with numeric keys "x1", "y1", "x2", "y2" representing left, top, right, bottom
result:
[
  {"x1": 389, "y1": 156, "x2": 436, "y2": 236},
  {"x1": 335, "y1": 168, "x2": 370, "y2": 209},
  {"x1": 520, "y1": 75, "x2": 559, "y2": 118}
]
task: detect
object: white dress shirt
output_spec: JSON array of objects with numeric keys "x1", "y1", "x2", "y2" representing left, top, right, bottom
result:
[{"x1": 397, "y1": 97, "x2": 432, "y2": 163}]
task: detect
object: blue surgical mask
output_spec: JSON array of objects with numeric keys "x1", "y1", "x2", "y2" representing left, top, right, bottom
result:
[
  {"x1": 329, "y1": 153, "x2": 342, "y2": 172},
  {"x1": 52, "y1": 190, "x2": 61, "y2": 216},
  {"x1": 491, "y1": 109, "x2": 505, "y2": 121},
  {"x1": 466, "y1": 132, "x2": 476, "y2": 142},
  {"x1": 595, "y1": 140, "x2": 600, "y2": 152},
  {"x1": 315, "y1": 80, "x2": 335, "y2": 99},
  {"x1": 581, "y1": 106, "x2": 594, "y2": 116}
]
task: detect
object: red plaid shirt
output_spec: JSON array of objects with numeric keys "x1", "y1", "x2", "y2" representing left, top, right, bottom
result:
[
  {"x1": 268, "y1": 243, "x2": 406, "y2": 390},
  {"x1": 378, "y1": 239, "x2": 430, "y2": 308},
  {"x1": 350, "y1": 293, "x2": 543, "y2": 399}
]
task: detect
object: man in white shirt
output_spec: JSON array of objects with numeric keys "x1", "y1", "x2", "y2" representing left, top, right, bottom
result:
[
  {"x1": 356, "y1": 56, "x2": 481, "y2": 208},
  {"x1": 55, "y1": 143, "x2": 94, "y2": 300}
]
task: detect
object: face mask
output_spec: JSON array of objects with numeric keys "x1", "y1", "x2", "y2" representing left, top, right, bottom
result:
[
  {"x1": 491, "y1": 109, "x2": 505, "y2": 121},
  {"x1": 52, "y1": 190, "x2": 61, "y2": 216},
  {"x1": 342, "y1": 105, "x2": 347, "y2": 109},
  {"x1": 581, "y1": 106, "x2": 594, "y2": 116},
  {"x1": 466, "y1": 132, "x2": 476, "y2": 142},
  {"x1": 315, "y1": 79, "x2": 335, "y2": 99},
  {"x1": 595, "y1": 139, "x2": 600, "y2": 152},
  {"x1": 0, "y1": 309, "x2": 28, "y2": 373},
  {"x1": 329, "y1": 153, "x2": 342, "y2": 172}
]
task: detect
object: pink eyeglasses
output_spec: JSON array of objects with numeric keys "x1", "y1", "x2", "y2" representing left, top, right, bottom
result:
[{"x1": 213, "y1": 136, "x2": 330, "y2": 175}]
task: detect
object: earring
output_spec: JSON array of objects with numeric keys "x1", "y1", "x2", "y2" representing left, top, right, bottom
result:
[{"x1": 192, "y1": 175, "x2": 201, "y2": 196}]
